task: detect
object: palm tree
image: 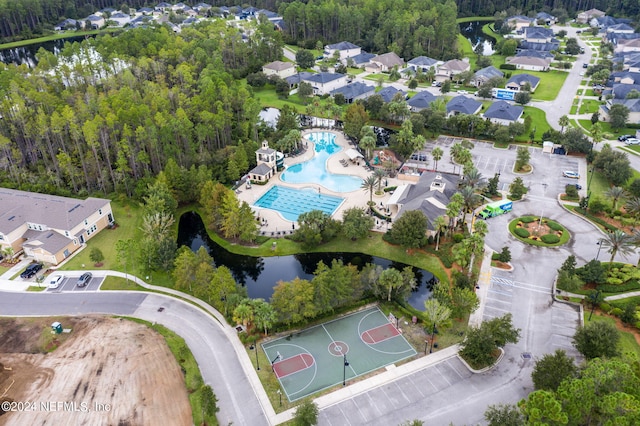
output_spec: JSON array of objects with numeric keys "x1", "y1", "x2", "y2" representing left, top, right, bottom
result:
[
  {"x1": 373, "y1": 168, "x2": 387, "y2": 193},
  {"x1": 591, "y1": 122, "x2": 603, "y2": 145},
  {"x1": 605, "y1": 186, "x2": 626, "y2": 211},
  {"x1": 432, "y1": 147, "x2": 443, "y2": 171},
  {"x1": 473, "y1": 219, "x2": 488, "y2": 237},
  {"x1": 459, "y1": 186, "x2": 482, "y2": 213},
  {"x1": 233, "y1": 302, "x2": 253, "y2": 329},
  {"x1": 359, "y1": 134, "x2": 377, "y2": 160},
  {"x1": 625, "y1": 197, "x2": 640, "y2": 219},
  {"x1": 361, "y1": 175, "x2": 377, "y2": 204},
  {"x1": 423, "y1": 299, "x2": 452, "y2": 339},
  {"x1": 558, "y1": 115, "x2": 570, "y2": 133},
  {"x1": 462, "y1": 168, "x2": 485, "y2": 190},
  {"x1": 433, "y1": 216, "x2": 447, "y2": 251},
  {"x1": 599, "y1": 230, "x2": 635, "y2": 268}
]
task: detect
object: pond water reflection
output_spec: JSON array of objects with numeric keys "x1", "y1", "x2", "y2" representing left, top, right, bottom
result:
[
  {"x1": 176, "y1": 211, "x2": 435, "y2": 310},
  {"x1": 459, "y1": 21, "x2": 496, "y2": 56}
]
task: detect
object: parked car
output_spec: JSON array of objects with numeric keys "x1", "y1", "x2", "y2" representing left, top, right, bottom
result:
[
  {"x1": 48, "y1": 275, "x2": 63, "y2": 289},
  {"x1": 562, "y1": 171, "x2": 580, "y2": 179},
  {"x1": 618, "y1": 135, "x2": 633, "y2": 141},
  {"x1": 625, "y1": 138, "x2": 640, "y2": 145},
  {"x1": 457, "y1": 90, "x2": 468, "y2": 94},
  {"x1": 20, "y1": 263, "x2": 43, "y2": 279},
  {"x1": 77, "y1": 272, "x2": 92, "y2": 287},
  {"x1": 579, "y1": 71, "x2": 585, "y2": 76}
]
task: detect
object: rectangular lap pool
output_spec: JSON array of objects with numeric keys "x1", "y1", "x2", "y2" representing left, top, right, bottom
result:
[{"x1": 253, "y1": 185, "x2": 344, "y2": 221}]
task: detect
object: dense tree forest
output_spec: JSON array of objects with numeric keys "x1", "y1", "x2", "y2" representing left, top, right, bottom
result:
[
  {"x1": 0, "y1": 18, "x2": 282, "y2": 197},
  {"x1": 455, "y1": 0, "x2": 640, "y2": 19},
  {"x1": 278, "y1": 0, "x2": 460, "y2": 60}
]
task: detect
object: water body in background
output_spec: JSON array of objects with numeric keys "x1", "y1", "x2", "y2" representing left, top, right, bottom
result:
[
  {"x1": 460, "y1": 21, "x2": 496, "y2": 56},
  {"x1": 176, "y1": 211, "x2": 435, "y2": 310},
  {"x1": 0, "y1": 35, "x2": 92, "y2": 67}
]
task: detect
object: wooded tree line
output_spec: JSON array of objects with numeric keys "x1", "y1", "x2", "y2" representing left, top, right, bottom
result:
[
  {"x1": 455, "y1": 0, "x2": 640, "y2": 20},
  {"x1": 279, "y1": 0, "x2": 460, "y2": 60},
  {"x1": 0, "y1": 19, "x2": 282, "y2": 197}
]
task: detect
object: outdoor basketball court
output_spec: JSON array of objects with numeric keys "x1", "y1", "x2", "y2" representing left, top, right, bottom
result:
[{"x1": 262, "y1": 306, "x2": 417, "y2": 401}]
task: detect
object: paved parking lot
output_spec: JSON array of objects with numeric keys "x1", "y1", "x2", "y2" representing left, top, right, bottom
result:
[{"x1": 45, "y1": 275, "x2": 103, "y2": 293}]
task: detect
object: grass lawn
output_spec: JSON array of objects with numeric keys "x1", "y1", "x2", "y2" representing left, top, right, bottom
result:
[
  {"x1": 585, "y1": 312, "x2": 640, "y2": 357},
  {"x1": 515, "y1": 106, "x2": 551, "y2": 142},
  {"x1": 622, "y1": 145, "x2": 640, "y2": 155},
  {"x1": 100, "y1": 276, "x2": 148, "y2": 291},
  {"x1": 510, "y1": 70, "x2": 568, "y2": 101},
  {"x1": 570, "y1": 105, "x2": 578, "y2": 115},
  {"x1": 579, "y1": 99, "x2": 602, "y2": 114},
  {"x1": 0, "y1": 264, "x2": 9, "y2": 275},
  {"x1": 587, "y1": 168, "x2": 612, "y2": 201},
  {"x1": 578, "y1": 119, "x2": 637, "y2": 138},
  {"x1": 27, "y1": 286, "x2": 47, "y2": 292},
  {"x1": 347, "y1": 67, "x2": 365, "y2": 75}
]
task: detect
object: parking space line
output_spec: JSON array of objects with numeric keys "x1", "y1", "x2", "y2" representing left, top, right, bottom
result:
[
  {"x1": 484, "y1": 305, "x2": 510, "y2": 314},
  {"x1": 486, "y1": 296, "x2": 511, "y2": 304}
]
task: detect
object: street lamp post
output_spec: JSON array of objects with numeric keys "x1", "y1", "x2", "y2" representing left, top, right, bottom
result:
[
  {"x1": 249, "y1": 344, "x2": 260, "y2": 370},
  {"x1": 588, "y1": 289, "x2": 602, "y2": 321},
  {"x1": 596, "y1": 241, "x2": 602, "y2": 260},
  {"x1": 277, "y1": 389, "x2": 282, "y2": 407},
  {"x1": 424, "y1": 340, "x2": 428, "y2": 355},
  {"x1": 343, "y1": 354, "x2": 349, "y2": 386},
  {"x1": 429, "y1": 324, "x2": 437, "y2": 353}
]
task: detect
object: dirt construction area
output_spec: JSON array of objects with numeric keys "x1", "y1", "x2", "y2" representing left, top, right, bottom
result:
[{"x1": 0, "y1": 316, "x2": 191, "y2": 426}]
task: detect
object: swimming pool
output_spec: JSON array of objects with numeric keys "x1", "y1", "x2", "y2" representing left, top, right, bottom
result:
[
  {"x1": 280, "y1": 132, "x2": 363, "y2": 192},
  {"x1": 254, "y1": 186, "x2": 344, "y2": 221}
]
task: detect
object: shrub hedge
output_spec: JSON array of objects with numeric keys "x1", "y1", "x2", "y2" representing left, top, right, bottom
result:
[
  {"x1": 520, "y1": 216, "x2": 536, "y2": 223},
  {"x1": 599, "y1": 302, "x2": 611, "y2": 313},
  {"x1": 546, "y1": 221, "x2": 563, "y2": 231},
  {"x1": 597, "y1": 280, "x2": 640, "y2": 293},
  {"x1": 541, "y1": 234, "x2": 560, "y2": 244},
  {"x1": 515, "y1": 227, "x2": 530, "y2": 238},
  {"x1": 574, "y1": 208, "x2": 618, "y2": 232}
]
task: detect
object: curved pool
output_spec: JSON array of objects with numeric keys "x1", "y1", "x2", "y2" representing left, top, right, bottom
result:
[{"x1": 280, "y1": 132, "x2": 363, "y2": 192}]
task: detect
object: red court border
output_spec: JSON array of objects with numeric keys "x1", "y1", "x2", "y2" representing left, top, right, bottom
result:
[
  {"x1": 273, "y1": 353, "x2": 315, "y2": 379},
  {"x1": 361, "y1": 323, "x2": 400, "y2": 344}
]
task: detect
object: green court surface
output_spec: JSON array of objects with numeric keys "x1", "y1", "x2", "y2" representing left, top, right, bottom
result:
[{"x1": 262, "y1": 306, "x2": 417, "y2": 401}]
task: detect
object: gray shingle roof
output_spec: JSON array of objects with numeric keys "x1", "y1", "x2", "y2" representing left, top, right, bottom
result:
[
  {"x1": 611, "y1": 98, "x2": 640, "y2": 112},
  {"x1": 377, "y1": 86, "x2": 406, "y2": 103},
  {"x1": 250, "y1": 163, "x2": 273, "y2": 176},
  {"x1": 519, "y1": 41, "x2": 560, "y2": 52},
  {"x1": 408, "y1": 56, "x2": 438, "y2": 67},
  {"x1": 484, "y1": 101, "x2": 524, "y2": 121},
  {"x1": 516, "y1": 49, "x2": 554, "y2": 59},
  {"x1": 0, "y1": 188, "x2": 110, "y2": 235},
  {"x1": 407, "y1": 91, "x2": 437, "y2": 110},
  {"x1": 22, "y1": 229, "x2": 74, "y2": 255},
  {"x1": 350, "y1": 52, "x2": 375, "y2": 65},
  {"x1": 305, "y1": 72, "x2": 346, "y2": 84},
  {"x1": 524, "y1": 26, "x2": 554, "y2": 40},
  {"x1": 446, "y1": 95, "x2": 482, "y2": 115},
  {"x1": 474, "y1": 66, "x2": 503, "y2": 80},
  {"x1": 395, "y1": 173, "x2": 460, "y2": 229},
  {"x1": 611, "y1": 83, "x2": 640, "y2": 99},
  {"x1": 286, "y1": 72, "x2": 314, "y2": 85},
  {"x1": 330, "y1": 82, "x2": 375, "y2": 100},
  {"x1": 507, "y1": 73, "x2": 541, "y2": 88},
  {"x1": 326, "y1": 41, "x2": 359, "y2": 51}
]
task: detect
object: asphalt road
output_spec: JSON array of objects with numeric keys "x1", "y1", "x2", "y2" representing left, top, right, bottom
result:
[{"x1": 0, "y1": 291, "x2": 269, "y2": 426}]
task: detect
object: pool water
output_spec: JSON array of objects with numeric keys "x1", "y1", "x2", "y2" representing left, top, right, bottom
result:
[
  {"x1": 280, "y1": 132, "x2": 363, "y2": 192},
  {"x1": 254, "y1": 186, "x2": 344, "y2": 221}
]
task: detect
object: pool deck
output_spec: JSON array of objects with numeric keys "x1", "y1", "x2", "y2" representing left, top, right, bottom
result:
[{"x1": 236, "y1": 128, "x2": 402, "y2": 236}]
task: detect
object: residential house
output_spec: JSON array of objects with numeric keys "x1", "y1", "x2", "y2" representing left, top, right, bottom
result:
[
  {"x1": 607, "y1": 23, "x2": 635, "y2": 34},
  {"x1": 324, "y1": 42, "x2": 361, "y2": 60},
  {"x1": 471, "y1": 66, "x2": 503, "y2": 87},
  {"x1": 138, "y1": 7, "x2": 155, "y2": 15},
  {"x1": 506, "y1": 52, "x2": 551, "y2": 71},
  {"x1": 609, "y1": 84, "x2": 640, "y2": 99},
  {"x1": 506, "y1": 73, "x2": 540, "y2": 92},
  {"x1": 262, "y1": 61, "x2": 296, "y2": 78},
  {"x1": 407, "y1": 91, "x2": 438, "y2": 112},
  {"x1": 349, "y1": 52, "x2": 375, "y2": 68},
  {"x1": 519, "y1": 39, "x2": 560, "y2": 52},
  {"x1": 483, "y1": 101, "x2": 524, "y2": 125},
  {"x1": 330, "y1": 82, "x2": 375, "y2": 103},
  {"x1": 303, "y1": 72, "x2": 348, "y2": 95},
  {"x1": 109, "y1": 12, "x2": 131, "y2": 27},
  {"x1": 536, "y1": 12, "x2": 555, "y2": 25},
  {"x1": 54, "y1": 19, "x2": 79, "y2": 31},
  {"x1": 505, "y1": 15, "x2": 535, "y2": 31},
  {"x1": 377, "y1": 86, "x2": 406, "y2": 103},
  {"x1": 366, "y1": 52, "x2": 404, "y2": 73},
  {"x1": 595, "y1": 16, "x2": 632, "y2": 29},
  {"x1": 193, "y1": 3, "x2": 212, "y2": 14},
  {"x1": 577, "y1": 8, "x2": 605, "y2": 24},
  {"x1": 436, "y1": 59, "x2": 470, "y2": 81},
  {"x1": 615, "y1": 39, "x2": 640, "y2": 54},
  {"x1": 407, "y1": 56, "x2": 440, "y2": 73},
  {"x1": 600, "y1": 98, "x2": 640, "y2": 123},
  {"x1": 446, "y1": 95, "x2": 482, "y2": 117},
  {"x1": 285, "y1": 72, "x2": 315, "y2": 88},
  {"x1": 249, "y1": 140, "x2": 277, "y2": 183},
  {"x1": 155, "y1": 2, "x2": 173, "y2": 12},
  {"x1": 387, "y1": 173, "x2": 461, "y2": 234},
  {"x1": 0, "y1": 188, "x2": 114, "y2": 265},
  {"x1": 84, "y1": 14, "x2": 105, "y2": 29},
  {"x1": 524, "y1": 27, "x2": 554, "y2": 43},
  {"x1": 608, "y1": 32, "x2": 640, "y2": 48},
  {"x1": 610, "y1": 71, "x2": 640, "y2": 85}
]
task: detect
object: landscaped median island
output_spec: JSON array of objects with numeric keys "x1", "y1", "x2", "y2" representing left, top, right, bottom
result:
[{"x1": 509, "y1": 216, "x2": 570, "y2": 246}]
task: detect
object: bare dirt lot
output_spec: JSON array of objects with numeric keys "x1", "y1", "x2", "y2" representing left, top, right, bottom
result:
[{"x1": 0, "y1": 316, "x2": 191, "y2": 426}]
